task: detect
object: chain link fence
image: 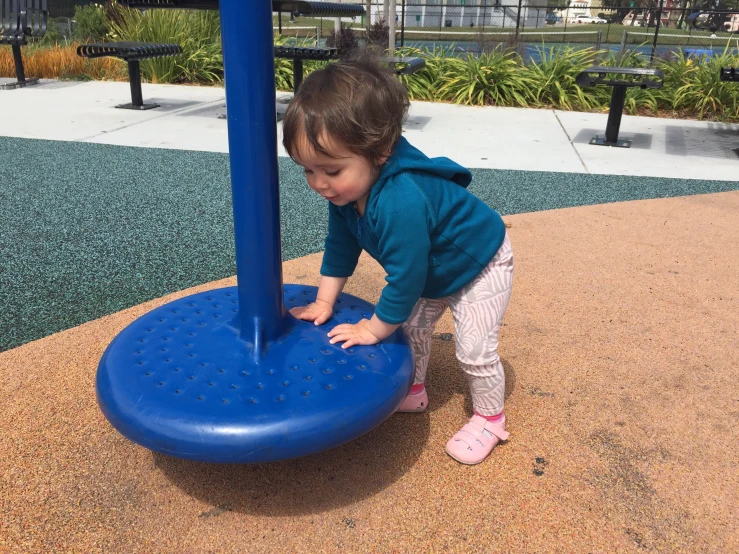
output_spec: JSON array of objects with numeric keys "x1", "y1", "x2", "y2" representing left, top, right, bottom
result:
[{"x1": 272, "y1": 1, "x2": 739, "y2": 61}]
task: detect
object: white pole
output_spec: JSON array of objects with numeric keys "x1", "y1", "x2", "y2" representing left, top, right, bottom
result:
[
  {"x1": 388, "y1": 0, "x2": 396, "y2": 53},
  {"x1": 335, "y1": 0, "x2": 342, "y2": 34}
]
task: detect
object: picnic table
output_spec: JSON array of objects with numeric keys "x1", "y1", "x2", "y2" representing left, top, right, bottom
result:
[{"x1": 576, "y1": 66, "x2": 664, "y2": 148}]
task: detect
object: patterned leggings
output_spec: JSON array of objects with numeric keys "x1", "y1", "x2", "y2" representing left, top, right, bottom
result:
[{"x1": 402, "y1": 233, "x2": 514, "y2": 416}]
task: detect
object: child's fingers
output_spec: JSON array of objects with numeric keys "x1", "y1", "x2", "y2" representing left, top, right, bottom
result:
[
  {"x1": 338, "y1": 338, "x2": 357, "y2": 349},
  {"x1": 289, "y1": 306, "x2": 318, "y2": 322},
  {"x1": 314, "y1": 310, "x2": 332, "y2": 325},
  {"x1": 327, "y1": 324, "x2": 351, "y2": 337},
  {"x1": 328, "y1": 329, "x2": 353, "y2": 345}
]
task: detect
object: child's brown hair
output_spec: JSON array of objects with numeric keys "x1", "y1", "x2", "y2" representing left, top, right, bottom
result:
[{"x1": 282, "y1": 57, "x2": 410, "y2": 169}]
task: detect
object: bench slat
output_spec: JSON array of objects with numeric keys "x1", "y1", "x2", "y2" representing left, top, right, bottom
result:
[
  {"x1": 576, "y1": 66, "x2": 664, "y2": 89},
  {"x1": 274, "y1": 45, "x2": 339, "y2": 61},
  {"x1": 77, "y1": 42, "x2": 183, "y2": 62}
]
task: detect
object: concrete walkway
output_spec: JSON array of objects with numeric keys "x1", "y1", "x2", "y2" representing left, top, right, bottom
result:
[
  {"x1": 1, "y1": 78, "x2": 738, "y2": 553},
  {"x1": 2, "y1": 79, "x2": 738, "y2": 179}
]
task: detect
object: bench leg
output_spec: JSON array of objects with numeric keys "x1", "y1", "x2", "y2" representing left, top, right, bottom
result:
[
  {"x1": 590, "y1": 85, "x2": 631, "y2": 148},
  {"x1": 293, "y1": 58, "x2": 304, "y2": 92},
  {"x1": 116, "y1": 60, "x2": 160, "y2": 110},
  {"x1": 0, "y1": 44, "x2": 40, "y2": 90}
]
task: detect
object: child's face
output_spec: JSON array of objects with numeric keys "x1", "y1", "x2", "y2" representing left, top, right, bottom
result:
[{"x1": 293, "y1": 134, "x2": 382, "y2": 208}]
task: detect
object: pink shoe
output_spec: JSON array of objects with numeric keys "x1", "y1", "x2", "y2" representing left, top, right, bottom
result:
[
  {"x1": 396, "y1": 387, "x2": 429, "y2": 412},
  {"x1": 445, "y1": 414, "x2": 509, "y2": 465}
]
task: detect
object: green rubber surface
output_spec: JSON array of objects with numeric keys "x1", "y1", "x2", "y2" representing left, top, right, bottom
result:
[{"x1": 2, "y1": 136, "x2": 738, "y2": 352}]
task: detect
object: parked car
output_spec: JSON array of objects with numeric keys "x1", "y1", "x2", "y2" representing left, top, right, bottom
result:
[
  {"x1": 592, "y1": 16, "x2": 608, "y2": 23},
  {"x1": 571, "y1": 14, "x2": 597, "y2": 24},
  {"x1": 724, "y1": 13, "x2": 739, "y2": 32},
  {"x1": 545, "y1": 13, "x2": 563, "y2": 24}
]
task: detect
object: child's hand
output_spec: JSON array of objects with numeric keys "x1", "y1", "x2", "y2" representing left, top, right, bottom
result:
[
  {"x1": 327, "y1": 319, "x2": 380, "y2": 349},
  {"x1": 289, "y1": 299, "x2": 334, "y2": 325}
]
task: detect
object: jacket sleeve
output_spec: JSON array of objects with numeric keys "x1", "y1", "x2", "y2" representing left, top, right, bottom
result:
[
  {"x1": 373, "y1": 180, "x2": 433, "y2": 324},
  {"x1": 320, "y1": 203, "x2": 362, "y2": 277}
]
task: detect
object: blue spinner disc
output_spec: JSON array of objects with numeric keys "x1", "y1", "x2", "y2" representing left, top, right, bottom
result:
[{"x1": 97, "y1": 285, "x2": 414, "y2": 463}]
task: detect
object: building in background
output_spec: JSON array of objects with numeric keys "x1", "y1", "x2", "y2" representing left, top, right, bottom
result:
[{"x1": 379, "y1": 0, "x2": 545, "y2": 30}]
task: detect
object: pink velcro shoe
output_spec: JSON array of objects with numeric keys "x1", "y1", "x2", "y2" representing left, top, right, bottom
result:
[
  {"x1": 396, "y1": 387, "x2": 429, "y2": 412},
  {"x1": 445, "y1": 414, "x2": 509, "y2": 465}
]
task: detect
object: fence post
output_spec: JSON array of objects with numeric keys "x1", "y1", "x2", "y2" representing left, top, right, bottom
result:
[
  {"x1": 650, "y1": 0, "x2": 665, "y2": 63},
  {"x1": 620, "y1": 29, "x2": 627, "y2": 52},
  {"x1": 515, "y1": 0, "x2": 523, "y2": 40},
  {"x1": 400, "y1": 0, "x2": 405, "y2": 48},
  {"x1": 388, "y1": 0, "x2": 396, "y2": 53},
  {"x1": 334, "y1": 0, "x2": 342, "y2": 35}
]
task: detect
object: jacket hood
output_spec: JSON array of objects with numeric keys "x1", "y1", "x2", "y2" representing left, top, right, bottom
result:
[{"x1": 374, "y1": 137, "x2": 472, "y2": 191}]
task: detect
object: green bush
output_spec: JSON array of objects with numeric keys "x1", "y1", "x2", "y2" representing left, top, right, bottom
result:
[
  {"x1": 522, "y1": 45, "x2": 598, "y2": 110},
  {"x1": 661, "y1": 48, "x2": 739, "y2": 119},
  {"x1": 437, "y1": 48, "x2": 532, "y2": 107},
  {"x1": 72, "y1": 4, "x2": 110, "y2": 42},
  {"x1": 36, "y1": 17, "x2": 65, "y2": 46},
  {"x1": 396, "y1": 46, "x2": 453, "y2": 101}
]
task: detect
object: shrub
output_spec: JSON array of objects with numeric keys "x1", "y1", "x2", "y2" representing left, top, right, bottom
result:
[
  {"x1": 36, "y1": 17, "x2": 65, "y2": 46},
  {"x1": 437, "y1": 48, "x2": 531, "y2": 106},
  {"x1": 326, "y1": 25, "x2": 359, "y2": 58},
  {"x1": 72, "y1": 3, "x2": 110, "y2": 42},
  {"x1": 365, "y1": 19, "x2": 389, "y2": 53},
  {"x1": 662, "y1": 48, "x2": 739, "y2": 120},
  {"x1": 396, "y1": 46, "x2": 452, "y2": 101},
  {"x1": 522, "y1": 45, "x2": 598, "y2": 110}
]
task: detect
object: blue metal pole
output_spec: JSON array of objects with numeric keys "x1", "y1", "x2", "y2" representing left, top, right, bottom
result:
[{"x1": 219, "y1": 0, "x2": 285, "y2": 353}]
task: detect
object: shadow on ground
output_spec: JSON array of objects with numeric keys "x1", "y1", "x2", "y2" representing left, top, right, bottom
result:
[{"x1": 154, "y1": 409, "x2": 431, "y2": 516}]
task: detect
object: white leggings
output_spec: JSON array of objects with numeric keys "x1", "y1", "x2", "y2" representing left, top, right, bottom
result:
[{"x1": 402, "y1": 234, "x2": 514, "y2": 416}]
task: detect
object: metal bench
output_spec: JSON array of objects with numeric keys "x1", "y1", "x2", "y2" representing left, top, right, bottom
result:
[
  {"x1": 720, "y1": 68, "x2": 739, "y2": 82},
  {"x1": 76, "y1": 42, "x2": 183, "y2": 110},
  {"x1": 575, "y1": 66, "x2": 664, "y2": 148},
  {"x1": 275, "y1": 47, "x2": 426, "y2": 93},
  {"x1": 274, "y1": 45, "x2": 340, "y2": 91},
  {"x1": 0, "y1": 0, "x2": 47, "y2": 90},
  {"x1": 385, "y1": 56, "x2": 426, "y2": 76}
]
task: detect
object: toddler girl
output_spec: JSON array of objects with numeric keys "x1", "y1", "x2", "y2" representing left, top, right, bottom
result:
[{"x1": 282, "y1": 58, "x2": 514, "y2": 465}]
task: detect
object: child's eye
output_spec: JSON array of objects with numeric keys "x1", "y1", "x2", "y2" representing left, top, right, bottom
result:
[{"x1": 326, "y1": 169, "x2": 341, "y2": 177}]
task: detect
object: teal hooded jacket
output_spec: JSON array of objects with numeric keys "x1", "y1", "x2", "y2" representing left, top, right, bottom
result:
[{"x1": 320, "y1": 137, "x2": 507, "y2": 325}]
